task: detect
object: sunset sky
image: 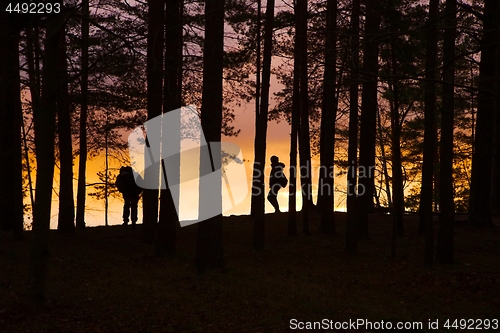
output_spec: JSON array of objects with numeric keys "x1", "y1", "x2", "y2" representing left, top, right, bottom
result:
[{"x1": 42, "y1": 73, "x2": 345, "y2": 228}]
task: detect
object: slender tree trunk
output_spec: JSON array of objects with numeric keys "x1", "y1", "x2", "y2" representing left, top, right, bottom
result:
[
  {"x1": 387, "y1": 4, "x2": 404, "y2": 251},
  {"x1": 437, "y1": 0, "x2": 457, "y2": 264},
  {"x1": 104, "y1": 121, "x2": 109, "y2": 227},
  {"x1": 252, "y1": 0, "x2": 274, "y2": 251},
  {"x1": 493, "y1": 24, "x2": 500, "y2": 215},
  {"x1": 76, "y1": 0, "x2": 89, "y2": 230},
  {"x1": 25, "y1": 28, "x2": 40, "y2": 218},
  {"x1": 345, "y1": 0, "x2": 360, "y2": 254},
  {"x1": 21, "y1": 28, "x2": 40, "y2": 218},
  {"x1": 26, "y1": 27, "x2": 41, "y2": 113},
  {"x1": 288, "y1": 9, "x2": 300, "y2": 237},
  {"x1": 250, "y1": 0, "x2": 261, "y2": 217},
  {"x1": 377, "y1": 110, "x2": 392, "y2": 210},
  {"x1": 0, "y1": 11, "x2": 24, "y2": 239},
  {"x1": 468, "y1": 0, "x2": 499, "y2": 229},
  {"x1": 388, "y1": 84, "x2": 404, "y2": 255},
  {"x1": 420, "y1": 0, "x2": 439, "y2": 268},
  {"x1": 357, "y1": 0, "x2": 379, "y2": 240},
  {"x1": 288, "y1": 128, "x2": 298, "y2": 236},
  {"x1": 296, "y1": 0, "x2": 312, "y2": 234},
  {"x1": 26, "y1": 3, "x2": 63, "y2": 304},
  {"x1": 195, "y1": 0, "x2": 225, "y2": 273},
  {"x1": 22, "y1": 118, "x2": 35, "y2": 215},
  {"x1": 12, "y1": 33, "x2": 24, "y2": 241},
  {"x1": 143, "y1": 0, "x2": 165, "y2": 243},
  {"x1": 318, "y1": 0, "x2": 337, "y2": 234},
  {"x1": 56, "y1": 18, "x2": 75, "y2": 234},
  {"x1": 156, "y1": 0, "x2": 182, "y2": 257},
  {"x1": 433, "y1": 145, "x2": 440, "y2": 213}
]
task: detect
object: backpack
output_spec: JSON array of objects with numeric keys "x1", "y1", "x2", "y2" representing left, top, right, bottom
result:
[{"x1": 116, "y1": 167, "x2": 142, "y2": 196}]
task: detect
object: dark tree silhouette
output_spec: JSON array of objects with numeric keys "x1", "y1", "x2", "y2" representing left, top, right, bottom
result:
[
  {"x1": 56, "y1": 14, "x2": 75, "y2": 235},
  {"x1": 296, "y1": 0, "x2": 312, "y2": 234},
  {"x1": 437, "y1": 0, "x2": 457, "y2": 264},
  {"x1": 493, "y1": 6, "x2": 500, "y2": 215},
  {"x1": 468, "y1": 0, "x2": 499, "y2": 229},
  {"x1": 76, "y1": 0, "x2": 89, "y2": 230},
  {"x1": 318, "y1": 0, "x2": 337, "y2": 235},
  {"x1": 26, "y1": 4, "x2": 64, "y2": 304},
  {"x1": 250, "y1": 0, "x2": 261, "y2": 217},
  {"x1": 155, "y1": 0, "x2": 183, "y2": 257},
  {"x1": 0, "y1": 11, "x2": 23, "y2": 240},
  {"x1": 24, "y1": 25, "x2": 40, "y2": 222},
  {"x1": 492, "y1": 32, "x2": 500, "y2": 214},
  {"x1": 252, "y1": 0, "x2": 274, "y2": 251},
  {"x1": 421, "y1": 0, "x2": 439, "y2": 268},
  {"x1": 387, "y1": 2, "x2": 404, "y2": 257},
  {"x1": 143, "y1": 0, "x2": 165, "y2": 244},
  {"x1": 195, "y1": 0, "x2": 225, "y2": 273},
  {"x1": 357, "y1": 0, "x2": 379, "y2": 239},
  {"x1": 288, "y1": 1, "x2": 300, "y2": 238},
  {"x1": 345, "y1": 0, "x2": 360, "y2": 254}
]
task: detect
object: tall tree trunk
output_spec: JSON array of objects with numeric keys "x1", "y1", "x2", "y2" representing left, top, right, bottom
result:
[
  {"x1": 437, "y1": 0, "x2": 457, "y2": 264},
  {"x1": 252, "y1": 0, "x2": 274, "y2": 251},
  {"x1": 357, "y1": 0, "x2": 379, "y2": 239},
  {"x1": 76, "y1": 0, "x2": 89, "y2": 230},
  {"x1": 56, "y1": 17, "x2": 75, "y2": 234},
  {"x1": 288, "y1": 8, "x2": 300, "y2": 237},
  {"x1": 493, "y1": 19, "x2": 500, "y2": 215},
  {"x1": 468, "y1": 0, "x2": 499, "y2": 229},
  {"x1": 25, "y1": 27, "x2": 40, "y2": 220},
  {"x1": 388, "y1": 85, "x2": 404, "y2": 254},
  {"x1": 387, "y1": 3, "x2": 404, "y2": 253},
  {"x1": 0, "y1": 13, "x2": 24, "y2": 239},
  {"x1": 104, "y1": 121, "x2": 109, "y2": 226},
  {"x1": 296, "y1": 0, "x2": 312, "y2": 234},
  {"x1": 420, "y1": 0, "x2": 439, "y2": 268},
  {"x1": 250, "y1": 0, "x2": 261, "y2": 217},
  {"x1": 143, "y1": 0, "x2": 165, "y2": 244},
  {"x1": 345, "y1": 0, "x2": 360, "y2": 254},
  {"x1": 26, "y1": 3, "x2": 63, "y2": 304},
  {"x1": 156, "y1": 0, "x2": 183, "y2": 257},
  {"x1": 318, "y1": 0, "x2": 337, "y2": 234},
  {"x1": 195, "y1": 0, "x2": 225, "y2": 273}
]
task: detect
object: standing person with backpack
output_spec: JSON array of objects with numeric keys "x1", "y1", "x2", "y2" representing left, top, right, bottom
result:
[
  {"x1": 267, "y1": 155, "x2": 288, "y2": 213},
  {"x1": 115, "y1": 166, "x2": 143, "y2": 228}
]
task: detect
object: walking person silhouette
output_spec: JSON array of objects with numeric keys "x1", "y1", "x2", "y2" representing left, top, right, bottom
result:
[{"x1": 267, "y1": 156, "x2": 288, "y2": 213}]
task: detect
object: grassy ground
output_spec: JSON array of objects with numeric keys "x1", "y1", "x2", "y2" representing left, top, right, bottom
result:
[{"x1": 1, "y1": 212, "x2": 499, "y2": 332}]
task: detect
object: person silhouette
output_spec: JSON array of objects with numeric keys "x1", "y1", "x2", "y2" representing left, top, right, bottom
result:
[
  {"x1": 115, "y1": 166, "x2": 143, "y2": 228},
  {"x1": 267, "y1": 155, "x2": 287, "y2": 213}
]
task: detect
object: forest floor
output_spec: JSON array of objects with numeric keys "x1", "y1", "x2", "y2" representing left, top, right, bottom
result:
[{"x1": 1, "y1": 212, "x2": 499, "y2": 332}]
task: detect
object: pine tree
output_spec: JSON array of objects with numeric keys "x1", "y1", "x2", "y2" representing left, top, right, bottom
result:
[
  {"x1": 437, "y1": 0, "x2": 457, "y2": 264},
  {"x1": 143, "y1": 0, "x2": 165, "y2": 243},
  {"x1": 421, "y1": 0, "x2": 439, "y2": 268},
  {"x1": 195, "y1": 0, "x2": 225, "y2": 273},
  {"x1": 357, "y1": 0, "x2": 379, "y2": 239},
  {"x1": 27, "y1": 2, "x2": 64, "y2": 304},
  {"x1": 318, "y1": 0, "x2": 337, "y2": 235},
  {"x1": 468, "y1": 0, "x2": 499, "y2": 229}
]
